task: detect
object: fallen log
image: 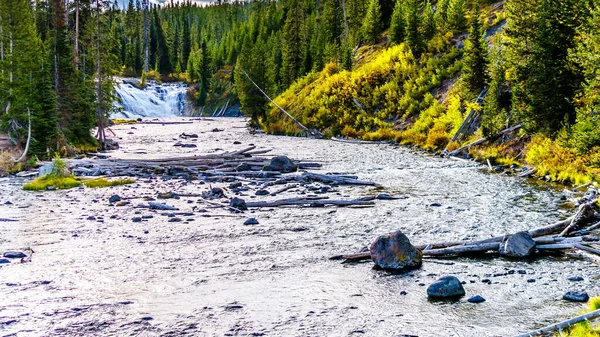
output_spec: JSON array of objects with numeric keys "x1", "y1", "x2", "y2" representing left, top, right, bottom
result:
[
  {"x1": 270, "y1": 184, "x2": 297, "y2": 196},
  {"x1": 574, "y1": 243, "x2": 600, "y2": 256},
  {"x1": 301, "y1": 172, "x2": 379, "y2": 186},
  {"x1": 138, "y1": 121, "x2": 194, "y2": 125},
  {"x1": 246, "y1": 198, "x2": 374, "y2": 208},
  {"x1": 422, "y1": 243, "x2": 501, "y2": 256},
  {"x1": 560, "y1": 203, "x2": 596, "y2": 236},
  {"x1": 448, "y1": 124, "x2": 523, "y2": 156},
  {"x1": 514, "y1": 308, "x2": 600, "y2": 337}
]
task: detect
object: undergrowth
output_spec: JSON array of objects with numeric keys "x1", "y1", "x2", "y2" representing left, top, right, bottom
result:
[
  {"x1": 559, "y1": 297, "x2": 600, "y2": 336},
  {"x1": 23, "y1": 155, "x2": 134, "y2": 191}
]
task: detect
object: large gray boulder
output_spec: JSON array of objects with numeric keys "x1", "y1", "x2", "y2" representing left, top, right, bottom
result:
[
  {"x1": 499, "y1": 231, "x2": 536, "y2": 258},
  {"x1": 369, "y1": 231, "x2": 422, "y2": 270},
  {"x1": 427, "y1": 276, "x2": 466, "y2": 298},
  {"x1": 268, "y1": 156, "x2": 298, "y2": 173}
]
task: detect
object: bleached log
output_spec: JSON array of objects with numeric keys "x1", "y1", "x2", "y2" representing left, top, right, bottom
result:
[
  {"x1": 301, "y1": 172, "x2": 379, "y2": 186},
  {"x1": 514, "y1": 309, "x2": 600, "y2": 337},
  {"x1": 246, "y1": 198, "x2": 374, "y2": 208}
]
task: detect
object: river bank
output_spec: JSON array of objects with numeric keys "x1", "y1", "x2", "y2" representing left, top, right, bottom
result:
[{"x1": 1, "y1": 117, "x2": 599, "y2": 336}]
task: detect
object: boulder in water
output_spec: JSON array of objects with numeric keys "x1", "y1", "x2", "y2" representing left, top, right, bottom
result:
[
  {"x1": 563, "y1": 291, "x2": 589, "y2": 302},
  {"x1": 369, "y1": 231, "x2": 422, "y2": 270},
  {"x1": 3, "y1": 251, "x2": 27, "y2": 259},
  {"x1": 268, "y1": 156, "x2": 297, "y2": 173},
  {"x1": 230, "y1": 197, "x2": 247, "y2": 211},
  {"x1": 498, "y1": 232, "x2": 536, "y2": 258},
  {"x1": 427, "y1": 276, "x2": 465, "y2": 298}
]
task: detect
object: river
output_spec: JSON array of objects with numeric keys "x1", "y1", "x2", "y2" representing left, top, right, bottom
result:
[{"x1": 1, "y1": 117, "x2": 599, "y2": 336}]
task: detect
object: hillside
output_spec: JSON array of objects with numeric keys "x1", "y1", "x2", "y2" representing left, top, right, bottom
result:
[{"x1": 259, "y1": 0, "x2": 600, "y2": 186}]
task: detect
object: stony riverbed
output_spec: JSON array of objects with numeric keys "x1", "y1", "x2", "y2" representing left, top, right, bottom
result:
[{"x1": 1, "y1": 117, "x2": 599, "y2": 336}]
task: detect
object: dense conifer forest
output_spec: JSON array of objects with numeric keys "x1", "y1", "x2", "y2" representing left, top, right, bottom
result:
[{"x1": 1, "y1": 0, "x2": 600, "y2": 184}]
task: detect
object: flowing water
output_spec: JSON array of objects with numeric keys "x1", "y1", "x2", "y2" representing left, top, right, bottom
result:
[
  {"x1": 1, "y1": 117, "x2": 599, "y2": 337},
  {"x1": 113, "y1": 79, "x2": 189, "y2": 119}
]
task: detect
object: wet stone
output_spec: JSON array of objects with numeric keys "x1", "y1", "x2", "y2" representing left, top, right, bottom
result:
[
  {"x1": 230, "y1": 197, "x2": 247, "y2": 211},
  {"x1": 427, "y1": 276, "x2": 465, "y2": 298},
  {"x1": 255, "y1": 189, "x2": 269, "y2": 196},
  {"x1": 244, "y1": 218, "x2": 259, "y2": 226},
  {"x1": 369, "y1": 231, "x2": 422, "y2": 270},
  {"x1": 268, "y1": 156, "x2": 297, "y2": 173},
  {"x1": 499, "y1": 232, "x2": 536, "y2": 258},
  {"x1": 109, "y1": 195, "x2": 121, "y2": 203},
  {"x1": 563, "y1": 291, "x2": 589, "y2": 302},
  {"x1": 132, "y1": 217, "x2": 142, "y2": 223},
  {"x1": 229, "y1": 182, "x2": 243, "y2": 189},
  {"x1": 0, "y1": 258, "x2": 11, "y2": 264},
  {"x1": 568, "y1": 276, "x2": 584, "y2": 282},
  {"x1": 168, "y1": 218, "x2": 182, "y2": 223},
  {"x1": 86, "y1": 216, "x2": 96, "y2": 221},
  {"x1": 3, "y1": 251, "x2": 27, "y2": 259},
  {"x1": 468, "y1": 295, "x2": 486, "y2": 303}
]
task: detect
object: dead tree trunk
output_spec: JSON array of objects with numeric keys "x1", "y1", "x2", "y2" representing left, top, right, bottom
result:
[{"x1": 95, "y1": 0, "x2": 105, "y2": 149}]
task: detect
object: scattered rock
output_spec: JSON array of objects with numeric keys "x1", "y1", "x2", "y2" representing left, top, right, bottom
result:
[
  {"x1": 179, "y1": 133, "x2": 198, "y2": 139},
  {"x1": 236, "y1": 163, "x2": 252, "y2": 171},
  {"x1": 430, "y1": 203, "x2": 442, "y2": 207},
  {"x1": 212, "y1": 128, "x2": 224, "y2": 132},
  {"x1": 376, "y1": 194, "x2": 396, "y2": 200},
  {"x1": 109, "y1": 195, "x2": 121, "y2": 203},
  {"x1": 86, "y1": 216, "x2": 96, "y2": 221},
  {"x1": 426, "y1": 276, "x2": 466, "y2": 298},
  {"x1": 180, "y1": 144, "x2": 197, "y2": 148},
  {"x1": 255, "y1": 189, "x2": 269, "y2": 196},
  {"x1": 498, "y1": 231, "x2": 536, "y2": 258},
  {"x1": 132, "y1": 217, "x2": 142, "y2": 223},
  {"x1": 563, "y1": 291, "x2": 589, "y2": 302},
  {"x1": 268, "y1": 156, "x2": 298, "y2": 173},
  {"x1": 467, "y1": 295, "x2": 486, "y2": 303},
  {"x1": 229, "y1": 182, "x2": 243, "y2": 189},
  {"x1": 568, "y1": 276, "x2": 584, "y2": 282},
  {"x1": 0, "y1": 258, "x2": 10, "y2": 264},
  {"x1": 230, "y1": 197, "x2": 247, "y2": 211},
  {"x1": 168, "y1": 218, "x2": 182, "y2": 223},
  {"x1": 116, "y1": 201, "x2": 131, "y2": 207},
  {"x1": 233, "y1": 141, "x2": 242, "y2": 145},
  {"x1": 369, "y1": 231, "x2": 422, "y2": 270},
  {"x1": 3, "y1": 201, "x2": 13, "y2": 205},
  {"x1": 244, "y1": 218, "x2": 259, "y2": 225},
  {"x1": 3, "y1": 251, "x2": 26, "y2": 259}
]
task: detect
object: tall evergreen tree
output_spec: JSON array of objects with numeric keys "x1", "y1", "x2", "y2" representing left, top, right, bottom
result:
[
  {"x1": 281, "y1": 0, "x2": 305, "y2": 87},
  {"x1": 462, "y1": 5, "x2": 488, "y2": 96},
  {"x1": 361, "y1": 0, "x2": 382, "y2": 44},
  {"x1": 389, "y1": 0, "x2": 405, "y2": 44},
  {"x1": 447, "y1": 0, "x2": 467, "y2": 33}
]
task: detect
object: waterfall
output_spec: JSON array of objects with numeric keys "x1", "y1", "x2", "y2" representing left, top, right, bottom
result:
[{"x1": 112, "y1": 78, "x2": 189, "y2": 119}]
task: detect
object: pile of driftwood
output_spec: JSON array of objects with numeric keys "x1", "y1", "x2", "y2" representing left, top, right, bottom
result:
[
  {"x1": 333, "y1": 198, "x2": 600, "y2": 263},
  {"x1": 65, "y1": 146, "x2": 390, "y2": 210}
]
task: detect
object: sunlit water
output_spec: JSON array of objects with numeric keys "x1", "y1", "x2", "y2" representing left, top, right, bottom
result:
[
  {"x1": 112, "y1": 79, "x2": 188, "y2": 119},
  {"x1": 1, "y1": 118, "x2": 598, "y2": 337}
]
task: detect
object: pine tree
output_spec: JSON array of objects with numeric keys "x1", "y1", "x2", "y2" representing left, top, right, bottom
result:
[
  {"x1": 462, "y1": 5, "x2": 488, "y2": 97},
  {"x1": 389, "y1": 0, "x2": 405, "y2": 44},
  {"x1": 154, "y1": 10, "x2": 172, "y2": 75},
  {"x1": 434, "y1": 0, "x2": 449, "y2": 33},
  {"x1": 403, "y1": 0, "x2": 420, "y2": 52},
  {"x1": 361, "y1": 0, "x2": 382, "y2": 44},
  {"x1": 447, "y1": 0, "x2": 466, "y2": 33},
  {"x1": 281, "y1": 0, "x2": 305, "y2": 87},
  {"x1": 482, "y1": 37, "x2": 510, "y2": 137},
  {"x1": 421, "y1": 1, "x2": 435, "y2": 42}
]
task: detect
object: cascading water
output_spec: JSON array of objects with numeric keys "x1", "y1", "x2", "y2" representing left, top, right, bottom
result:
[{"x1": 112, "y1": 78, "x2": 189, "y2": 118}]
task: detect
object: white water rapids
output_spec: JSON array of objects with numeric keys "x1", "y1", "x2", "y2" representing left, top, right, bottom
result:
[{"x1": 112, "y1": 78, "x2": 188, "y2": 119}]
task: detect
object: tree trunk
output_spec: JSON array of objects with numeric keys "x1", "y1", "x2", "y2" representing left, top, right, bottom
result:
[
  {"x1": 143, "y1": 0, "x2": 149, "y2": 73},
  {"x1": 95, "y1": 0, "x2": 105, "y2": 149},
  {"x1": 74, "y1": 0, "x2": 79, "y2": 70}
]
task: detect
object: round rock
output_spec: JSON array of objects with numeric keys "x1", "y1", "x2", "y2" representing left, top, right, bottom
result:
[
  {"x1": 499, "y1": 231, "x2": 536, "y2": 258},
  {"x1": 369, "y1": 231, "x2": 422, "y2": 270},
  {"x1": 268, "y1": 156, "x2": 298, "y2": 173},
  {"x1": 427, "y1": 276, "x2": 466, "y2": 298},
  {"x1": 230, "y1": 197, "x2": 247, "y2": 211}
]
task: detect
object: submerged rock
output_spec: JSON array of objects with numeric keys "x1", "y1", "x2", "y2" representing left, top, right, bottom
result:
[
  {"x1": 467, "y1": 295, "x2": 486, "y2": 303},
  {"x1": 268, "y1": 156, "x2": 297, "y2": 173},
  {"x1": 369, "y1": 231, "x2": 422, "y2": 270},
  {"x1": 244, "y1": 218, "x2": 259, "y2": 225},
  {"x1": 0, "y1": 258, "x2": 10, "y2": 264},
  {"x1": 563, "y1": 291, "x2": 589, "y2": 302},
  {"x1": 255, "y1": 189, "x2": 269, "y2": 196},
  {"x1": 499, "y1": 231, "x2": 536, "y2": 258},
  {"x1": 427, "y1": 276, "x2": 465, "y2": 298}
]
